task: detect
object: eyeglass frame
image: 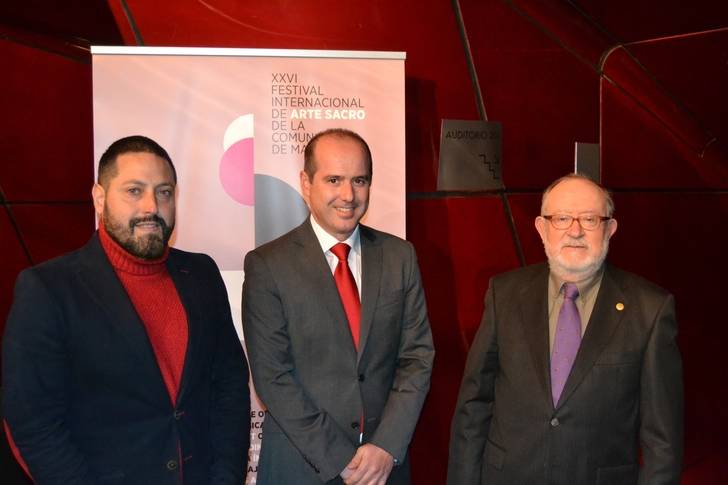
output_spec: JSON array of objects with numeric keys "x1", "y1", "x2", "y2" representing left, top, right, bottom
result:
[{"x1": 541, "y1": 214, "x2": 612, "y2": 231}]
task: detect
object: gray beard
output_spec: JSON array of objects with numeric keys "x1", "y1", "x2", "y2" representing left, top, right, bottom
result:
[{"x1": 545, "y1": 236, "x2": 610, "y2": 282}]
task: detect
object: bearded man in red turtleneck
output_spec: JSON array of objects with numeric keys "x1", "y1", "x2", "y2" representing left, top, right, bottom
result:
[{"x1": 3, "y1": 135, "x2": 250, "y2": 484}]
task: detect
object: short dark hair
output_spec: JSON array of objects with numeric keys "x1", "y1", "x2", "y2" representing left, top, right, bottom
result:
[
  {"x1": 97, "y1": 135, "x2": 177, "y2": 187},
  {"x1": 303, "y1": 128, "x2": 372, "y2": 179},
  {"x1": 541, "y1": 173, "x2": 615, "y2": 217}
]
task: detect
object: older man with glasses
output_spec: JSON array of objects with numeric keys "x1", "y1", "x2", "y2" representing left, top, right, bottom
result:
[{"x1": 448, "y1": 173, "x2": 683, "y2": 485}]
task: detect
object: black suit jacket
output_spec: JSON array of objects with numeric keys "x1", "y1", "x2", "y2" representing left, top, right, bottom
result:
[
  {"x1": 242, "y1": 220, "x2": 434, "y2": 484},
  {"x1": 2, "y1": 234, "x2": 250, "y2": 485},
  {"x1": 448, "y1": 263, "x2": 683, "y2": 485}
]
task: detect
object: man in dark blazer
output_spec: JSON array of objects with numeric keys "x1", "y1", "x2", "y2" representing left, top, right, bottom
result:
[
  {"x1": 448, "y1": 174, "x2": 683, "y2": 484},
  {"x1": 243, "y1": 128, "x2": 434, "y2": 485},
  {"x1": 3, "y1": 136, "x2": 250, "y2": 484}
]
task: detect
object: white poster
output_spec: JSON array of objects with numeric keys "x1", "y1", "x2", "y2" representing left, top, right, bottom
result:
[{"x1": 92, "y1": 46, "x2": 406, "y2": 483}]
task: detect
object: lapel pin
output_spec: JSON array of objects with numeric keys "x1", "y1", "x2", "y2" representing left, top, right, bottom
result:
[{"x1": 615, "y1": 302, "x2": 624, "y2": 311}]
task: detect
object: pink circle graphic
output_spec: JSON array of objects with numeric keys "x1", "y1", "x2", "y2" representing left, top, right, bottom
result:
[{"x1": 219, "y1": 137, "x2": 254, "y2": 206}]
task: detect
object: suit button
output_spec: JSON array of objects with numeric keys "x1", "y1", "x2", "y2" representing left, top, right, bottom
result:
[
  {"x1": 173, "y1": 410, "x2": 184, "y2": 420},
  {"x1": 550, "y1": 418, "x2": 560, "y2": 427},
  {"x1": 351, "y1": 422, "x2": 360, "y2": 429},
  {"x1": 358, "y1": 374, "x2": 365, "y2": 382},
  {"x1": 166, "y1": 459, "x2": 178, "y2": 470}
]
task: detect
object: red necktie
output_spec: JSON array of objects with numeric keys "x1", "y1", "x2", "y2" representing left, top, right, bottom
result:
[{"x1": 331, "y1": 243, "x2": 361, "y2": 349}]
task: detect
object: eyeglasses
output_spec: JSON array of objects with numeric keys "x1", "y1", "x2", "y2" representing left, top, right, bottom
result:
[{"x1": 542, "y1": 214, "x2": 611, "y2": 231}]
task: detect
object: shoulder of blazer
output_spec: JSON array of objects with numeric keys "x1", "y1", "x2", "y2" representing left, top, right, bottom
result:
[
  {"x1": 21, "y1": 233, "x2": 107, "y2": 282},
  {"x1": 9, "y1": 234, "x2": 119, "y2": 315},
  {"x1": 249, "y1": 218, "x2": 313, "y2": 258},
  {"x1": 358, "y1": 224, "x2": 413, "y2": 252},
  {"x1": 602, "y1": 263, "x2": 672, "y2": 300},
  {"x1": 167, "y1": 246, "x2": 218, "y2": 272},
  {"x1": 359, "y1": 224, "x2": 392, "y2": 242},
  {"x1": 491, "y1": 262, "x2": 549, "y2": 291}
]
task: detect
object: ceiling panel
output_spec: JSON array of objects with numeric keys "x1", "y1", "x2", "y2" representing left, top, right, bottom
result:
[
  {"x1": 0, "y1": 40, "x2": 93, "y2": 202},
  {"x1": 601, "y1": 78, "x2": 728, "y2": 189},
  {"x1": 0, "y1": 0, "x2": 122, "y2": 45},
  {"x1": 10, "y1": 203, "x2": 95, "y2": 264},
  {"x1": 461, "y1": 0, "x2": 600, "y2": 189},
  {"x1": 624, "y1": 28, "x2": 728, "y2": 152},
  {"x1": 122, "y1": 0, "x2": 479, "y2": 192},
  {"x1": 573, "y1": 0, "x2": 728, "y2": 43}
]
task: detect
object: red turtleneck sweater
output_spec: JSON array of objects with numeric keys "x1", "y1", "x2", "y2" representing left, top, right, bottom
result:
[
  {"x1": 99, "y1": 224, "x2": 189, "y2": 405},
  {"x1": 5, "y1": 228, "x2": 190, "y2": 481}
]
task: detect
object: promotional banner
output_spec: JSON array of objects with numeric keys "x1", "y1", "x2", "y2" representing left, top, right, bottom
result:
[{"x1": 92, "y1": 46, "x2": 406, "y2": 483}]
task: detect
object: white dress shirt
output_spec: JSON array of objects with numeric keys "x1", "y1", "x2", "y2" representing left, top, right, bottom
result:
[{"x1": 309, "y1": 215, "x2": 362, "y2": 298}]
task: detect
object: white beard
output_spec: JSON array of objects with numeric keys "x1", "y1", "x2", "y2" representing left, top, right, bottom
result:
[{"x1": 545, "y1": 232, "x2": 610, "y2": 282}]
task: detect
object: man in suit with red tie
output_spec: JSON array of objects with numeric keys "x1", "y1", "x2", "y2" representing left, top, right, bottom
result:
[
  {"x1": 448, "y1": 174, "x2": 683, "y2": 484},
  {"x1": 243, "y1": 128, "x2": 434, "y2": 484}
]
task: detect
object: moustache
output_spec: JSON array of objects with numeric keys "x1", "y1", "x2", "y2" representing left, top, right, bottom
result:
[
  {"x1": 560, "y1": 237, "x2": 588, "y2": 250},
  {"x1": 129, "y1": 215, "x2": 168, "y2": 231}
]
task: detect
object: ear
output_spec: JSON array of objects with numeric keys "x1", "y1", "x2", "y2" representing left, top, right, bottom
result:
[
  {"x1": 606, "y1": 217, "x2": 618, "y2": 239},
  {"x1": 299, "y1": 170, "x2": 312, "y2": 206},
  {"x1": 92, "y1": 184, "x2": 106, "y2": 217},
  {"x1": 535, "y1": 216, "x2": 547, "y2": 242}
]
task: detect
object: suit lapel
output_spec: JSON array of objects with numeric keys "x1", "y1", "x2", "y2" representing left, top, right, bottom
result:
[
  {"x1": 358, "y1": 226, "x2": 382, "y2": 363},
  {"x1": 75, "y1": 235, "x2": 169, "y2": 405},
  {"x1": 518, "y1": 264, "x2": 552, "y2": 407},
  {"x1": 294, "y1": 221, "x2": 358, "y2": 355},
  {"x1": 166, "y1": 252, "x2": 201, "y2": 405},
  {"x1": 556, "y1": 265, "x2": 626, "y2": 407}
]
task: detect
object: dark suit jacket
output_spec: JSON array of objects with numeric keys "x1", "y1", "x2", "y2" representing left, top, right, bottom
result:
[
  {"x1": 448, "y1": 263, "x2": 683, "y2": 485},
  {"x1": 2, "y1": 234, "x2": 250, "y2": 485},
  {"x1": 242, "y1": 220, "x2": 434, "y2": 484}
]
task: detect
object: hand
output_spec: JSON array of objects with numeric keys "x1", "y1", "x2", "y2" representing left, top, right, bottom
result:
[{"x1": 340, "y1": 444, "x2": 394, "y2": 485}]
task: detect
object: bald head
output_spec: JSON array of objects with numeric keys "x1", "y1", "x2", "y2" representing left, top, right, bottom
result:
[
  {"x1": 303, "y1": 128, "x2": 372, "y2": 180},
  {"x1": 541, "y1": 173, "x2": 614, "y2": 217}
]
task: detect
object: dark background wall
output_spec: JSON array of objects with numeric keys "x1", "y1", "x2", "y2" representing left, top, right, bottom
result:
[{"x1": 1, "y1": 1, "x2": 726, "y2": 483}]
